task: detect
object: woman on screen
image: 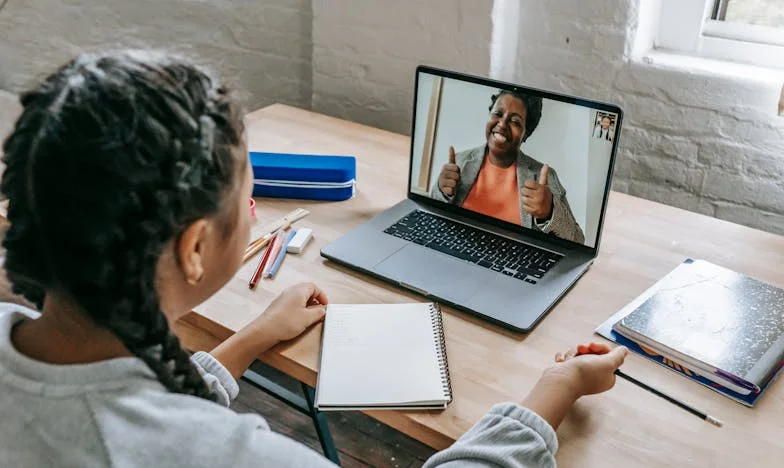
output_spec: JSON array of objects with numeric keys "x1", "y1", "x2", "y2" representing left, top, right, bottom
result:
[{"x1": 430, "y1": 90, "x2": 585, "y2": 244}]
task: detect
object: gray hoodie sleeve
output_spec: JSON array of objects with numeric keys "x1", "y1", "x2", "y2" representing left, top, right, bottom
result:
[
  {"x1": 191, "y1": 351, "x2": 240, "y2": 407},
  {"x1": 423, "y1": 403, "x2": 558, "y2": 468},
  {"x1": 190, "y1": 350, "x2": 558, "y2": 467}
]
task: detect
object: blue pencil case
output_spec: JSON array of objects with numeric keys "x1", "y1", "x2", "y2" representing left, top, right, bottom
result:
[{"x1": 249, "y1": 152, "x2": 356, "y2": 201}]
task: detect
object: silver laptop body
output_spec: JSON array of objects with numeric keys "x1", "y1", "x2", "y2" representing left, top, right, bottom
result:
[{"x1": 322, "y1": 66, "x2": 622, "y2": 332}]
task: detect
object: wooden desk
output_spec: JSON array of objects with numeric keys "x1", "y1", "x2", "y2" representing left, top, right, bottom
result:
[{"x1": 176, "y1": 104, "x2": 784, "y2": 467}]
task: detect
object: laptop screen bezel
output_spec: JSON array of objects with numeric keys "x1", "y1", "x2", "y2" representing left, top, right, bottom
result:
[{"x1": 406, "y1": 65, "x2": 623, "y2": 255}]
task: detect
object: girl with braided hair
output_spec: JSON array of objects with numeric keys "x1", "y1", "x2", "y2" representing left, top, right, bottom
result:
[
  {"x1": 0, "y1": 49, "x2": 332, "y2": 466},
  {"x1": 0, "y1": 50, "x2": 628, "y2": 467}
]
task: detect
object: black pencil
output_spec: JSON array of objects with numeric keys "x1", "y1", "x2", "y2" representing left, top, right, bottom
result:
[{"x1": 615, "y1": 370, "x2": 723, "y2": 427}]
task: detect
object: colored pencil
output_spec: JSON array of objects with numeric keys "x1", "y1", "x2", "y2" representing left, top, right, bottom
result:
[
  {"x1": 243, "y1": 232, "x2": 275, "y2": 264},
  {"x1": 248, "y1": 244, "x2": 273, "y2": 290},
  {"x1": 267, "y1": 230, "x2": 297, "y2": 278},
  {"x1": 261, "y1": 231, "x2": 286, "y2": 279}
]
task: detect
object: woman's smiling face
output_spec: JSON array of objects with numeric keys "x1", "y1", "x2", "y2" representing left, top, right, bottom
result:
[{"x1": 486, "y1": 93, "x2": 527, "y2": 158}]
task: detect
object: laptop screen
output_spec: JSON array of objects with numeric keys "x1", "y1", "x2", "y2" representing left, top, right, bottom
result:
[{"x1": 409, "y1": 69, "x2": 620, "y2": 249}]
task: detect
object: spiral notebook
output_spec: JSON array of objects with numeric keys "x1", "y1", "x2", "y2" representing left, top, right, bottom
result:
[{"x1": 315, "y1": 303, "x2": 452, "y2": 410}]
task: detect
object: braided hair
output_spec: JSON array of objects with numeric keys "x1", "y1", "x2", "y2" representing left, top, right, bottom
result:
[
  {"x1": 1, "y1": 50, "x2": 244, "y2": 400},
  {"x1": 489, "y1": 90, "x2": 543, "y2": 142}
]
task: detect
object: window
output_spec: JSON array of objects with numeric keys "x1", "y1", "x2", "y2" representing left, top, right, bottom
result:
[
  {"x1": 715, "y1": 0, "x2": 784, "y2": 29},
  {"x1": 656, "y1": 0, "x2": 784, "y2": 69}
]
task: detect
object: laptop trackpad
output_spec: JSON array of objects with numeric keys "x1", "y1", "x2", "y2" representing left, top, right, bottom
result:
[{"x1": 373, "y1": 245, "x2": 482, "y2": 303}]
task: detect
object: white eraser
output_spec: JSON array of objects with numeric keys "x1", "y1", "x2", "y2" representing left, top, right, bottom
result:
[{"x1": 286, "y1": 228, "x2": 313, "y2": 254}]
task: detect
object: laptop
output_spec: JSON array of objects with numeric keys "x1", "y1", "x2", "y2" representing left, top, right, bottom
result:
[{"x1": 321, "y1": 66, "x2": 622, "y2": 332}]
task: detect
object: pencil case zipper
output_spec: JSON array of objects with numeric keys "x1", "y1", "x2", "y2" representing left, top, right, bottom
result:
[{"x1": 253, "y1": 178, "x2": 356, "y2": 189}]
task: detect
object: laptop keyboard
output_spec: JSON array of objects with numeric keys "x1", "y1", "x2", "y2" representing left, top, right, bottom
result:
[{"x1": 383, "y1": 210, "x2": 562, "y2": 284}]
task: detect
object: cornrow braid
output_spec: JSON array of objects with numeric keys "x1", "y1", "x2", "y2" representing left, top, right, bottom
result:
[{"x1": 1, "y1": 50, "x2": 244, "y2": 400}]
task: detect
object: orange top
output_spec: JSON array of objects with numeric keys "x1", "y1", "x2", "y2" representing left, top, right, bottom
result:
[{"x1": 462, "y1": 157, "x2": 521, "y2": 225}]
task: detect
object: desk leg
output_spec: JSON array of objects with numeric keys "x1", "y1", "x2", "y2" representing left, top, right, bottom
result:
[
  {"x1": 241, "y1": 369, "x2": 341, "y2": 466},
  {"x1": 301, "y1": 382, "x2": 340, "y2": 465}
]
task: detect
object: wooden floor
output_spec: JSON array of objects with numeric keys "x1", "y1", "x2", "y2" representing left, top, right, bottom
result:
[{"x1": 232, "y1": 362, "x2": 436, "y2": 467}]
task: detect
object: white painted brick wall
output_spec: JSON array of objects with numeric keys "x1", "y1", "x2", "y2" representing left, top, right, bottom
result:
[
  {"x1": 0, "y1": 90, "x2": 22, "y2": 196},
  {"x1": 311, "y1": 0, "x2": 493, "y2": 134},
  {"x1": 512, "y1": 0, "x2": 784, "y2": 234},
  {"x1": 1, "y1": 0, "x2": 782, "y2": 235},
  {"x1": 0, "y1": 0, "x2": 313, "y2": 111}
]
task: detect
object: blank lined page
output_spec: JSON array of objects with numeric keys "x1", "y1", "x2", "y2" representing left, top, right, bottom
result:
[{"x1": 316, "y1": 303, "x2": 446, "y2": 407}]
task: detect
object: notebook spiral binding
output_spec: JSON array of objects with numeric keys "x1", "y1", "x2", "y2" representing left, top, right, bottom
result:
[{"x1": 429, "y1": 303, "x2": 453, "y2": 402}]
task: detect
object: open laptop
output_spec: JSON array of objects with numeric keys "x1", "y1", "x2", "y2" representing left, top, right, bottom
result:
[{"x1": 321, "y1": 66, "x2": 622, "y2": 332}]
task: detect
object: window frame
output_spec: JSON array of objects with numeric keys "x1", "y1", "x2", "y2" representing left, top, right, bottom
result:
[{"x1": 656, "y1": 0, "x2": 784, "y2": 70}]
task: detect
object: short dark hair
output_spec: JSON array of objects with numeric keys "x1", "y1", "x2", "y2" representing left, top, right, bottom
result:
[
  {"x1": 489, "y1": 90, "x2": 543, "y2": 142},
  {"x1": 1, "y1": 50, "x2": 245, "y2": 401}
]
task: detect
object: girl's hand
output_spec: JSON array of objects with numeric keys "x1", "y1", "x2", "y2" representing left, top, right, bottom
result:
[
  {"x1": 209, "y1": 283, "x2": 328, "y2": 379},
  {"x1": 547, "y1": 342, "x2": 628, "y2": 397},
  {"x1": 521, "y1": 342, "x2": 627, "y2": 430},
  {"x1": 257, "y1": 282, "x2": 328, "y2": 342}
]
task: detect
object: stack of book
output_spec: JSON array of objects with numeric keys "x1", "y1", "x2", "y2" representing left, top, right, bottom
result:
[{"x1": 596, "y1": 259, "x2": 784, "y2": 406}]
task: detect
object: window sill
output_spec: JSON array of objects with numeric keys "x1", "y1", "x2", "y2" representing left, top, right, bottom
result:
[
  {"x1": 638, "y1": 50, "x2": 784, "y2": 117},
  {"x1": 641, "y1": 50, "x2": 784, "y2": 84}
]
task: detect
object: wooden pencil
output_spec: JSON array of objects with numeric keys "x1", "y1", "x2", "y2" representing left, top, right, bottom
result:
[
  {"x1": 243, "y1": 208, "x2": 310, "y2": 263},
  {"x1": 243, "y1": 233, "x2": 275, "y2": 264}
]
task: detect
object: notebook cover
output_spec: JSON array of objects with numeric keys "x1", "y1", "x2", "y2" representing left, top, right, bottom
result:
[
  {"x1": 249, "y1": 152, "x2": 356, "y2": 201},
  {"x1": 596, "y1": 259, "x2": 784, "y2": 407},
  {"x1": 619, "y1": 259, "x2": 784, "y2": 388},
  {"x1": 314, "y1": 303, "x2": 452, "y2": 411}
]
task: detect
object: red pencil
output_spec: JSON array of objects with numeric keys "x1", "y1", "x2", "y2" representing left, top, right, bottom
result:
[{"x1": 249, "y1": 244, "x2": 273, "y2": 290}]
